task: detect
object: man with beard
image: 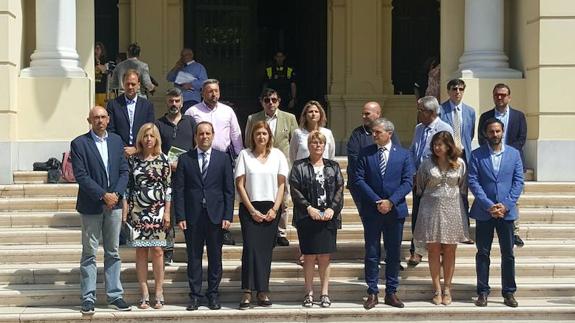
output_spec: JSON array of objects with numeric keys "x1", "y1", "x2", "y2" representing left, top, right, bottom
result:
[
  {"x1": 155, "y1": 87, "x2": 197, "y2": 264},
  {"x1": 468, "y1": 118, "x2": 524, "y2": 308}
]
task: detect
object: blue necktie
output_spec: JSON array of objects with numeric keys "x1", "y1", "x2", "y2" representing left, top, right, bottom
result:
[
  {"x1": 201, "y1": 152, "x2": 208, "y2": 182},
  {"x1": 379, "y1": 147, "x2": 387, "y2": 177},
  {"x1": 417, "y1": 127, "x2": 431, "y2": 163}
]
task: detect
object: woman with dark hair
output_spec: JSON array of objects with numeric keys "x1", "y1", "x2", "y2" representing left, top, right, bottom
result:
[
  {"x1": 413, "y1": 131, "x2": 470, "y2": 306},
  {"x1": 95, "y1": 41, "x2": 109, "y2": 106},
  {"x1": 290, "y1": 130, "x2": 344, "y2": 308},
  {"x1": 122, "y1": 123, "x2": 171, "y2": 309},
  {"x1": 235, "y1": 120, "x2": 289, "y2": 309}
]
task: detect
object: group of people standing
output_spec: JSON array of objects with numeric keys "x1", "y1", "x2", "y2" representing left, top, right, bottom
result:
[{"x1": 72, "y1": 53, "x2": 526, "y2": 314}]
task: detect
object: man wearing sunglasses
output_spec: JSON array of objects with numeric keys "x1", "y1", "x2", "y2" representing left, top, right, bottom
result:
[
  {"x1": 155, "y1": 87, "x2": 197, "y2": 264},
  {"x1": 477, "y1": 83, "x2": 527, "y2": 248},
  {"x1": 245, "y1": 88, "x2": 299, "y2": 246}
]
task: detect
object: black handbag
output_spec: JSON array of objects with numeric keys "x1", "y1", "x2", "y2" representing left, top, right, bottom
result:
[{"x1": 33, "y1": 158, "x2": 62, "y2": 171}]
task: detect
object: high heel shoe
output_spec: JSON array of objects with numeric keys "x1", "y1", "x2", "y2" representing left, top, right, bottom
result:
[
  {"x1": 431, "y1": 291, "x2": 442, "y2": 305},
  {"x1": 138, "y1": 295, "x2": 150, "y2": 309},
  {"x1": 239, "y1": 291, "x2": 252, "y2": 310},
  {"x1": 442, "y1": 290, "x2": 452, "y2": 305},
  {"x1": 153, "y1": 295, "x2": 164, "y2": 309}
]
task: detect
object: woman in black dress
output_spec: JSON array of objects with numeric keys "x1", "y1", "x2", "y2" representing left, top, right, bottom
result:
[{"x1": 289, "y1": 130, "x2": 344, "y2": 308}]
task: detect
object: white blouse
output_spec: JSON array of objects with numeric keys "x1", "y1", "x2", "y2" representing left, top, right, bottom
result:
[
  {"x1": 288, "y1": 127, "x2": 336, "y2": 164},
  {"x1": 234, "y1": 148, "x2": 289, "y2": 202}
]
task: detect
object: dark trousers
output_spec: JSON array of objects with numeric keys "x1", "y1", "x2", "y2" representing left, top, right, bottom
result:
[
  {"x1": 239, "y1": 201, "x2": 279, "y2": 292},
  {"x1": 410, "y1": 190, "x2": 421, "y2": 255},
  {"x1": 361, "y1": 213, "x2": 405, "y2": 295},
  {"x1": 475, "y1": 218, "x2": 517, "y2": 296},
  {"x1": 183, "y1": 209, "x2": 223, "y2": 299}
]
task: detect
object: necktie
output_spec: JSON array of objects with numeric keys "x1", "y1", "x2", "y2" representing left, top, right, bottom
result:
[
  {"x1": 379, "y1": 147, "x2": 387, "y2": 177},
  {"x1": 453, "y1": 107, "x2": 462, "y2": 148},
  {"x1": 201, "y1": 152, "x2": 208, "y2": 181},
  {"x1": 417, "y1": 127, "x2": 431, "y2": 162}
]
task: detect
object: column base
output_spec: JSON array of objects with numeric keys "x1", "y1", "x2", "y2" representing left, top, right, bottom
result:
[
  {"x1": 20, "y1": 66, "x2": 86, "y2": 78},
  {"x1": 526, "y1": 139, "x2": 575, "y2": 181}
]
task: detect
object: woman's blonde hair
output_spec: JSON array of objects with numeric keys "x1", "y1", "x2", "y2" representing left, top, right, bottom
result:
[
  {"x1": 307, "y1": 130, "x2": 327, "y2": 146},
  {"x1": 299, "y1": 100, "x2": 327, "y2": 130},
  {"x1": 135, "y1": 123, "x2": 162, "y2": 156}
]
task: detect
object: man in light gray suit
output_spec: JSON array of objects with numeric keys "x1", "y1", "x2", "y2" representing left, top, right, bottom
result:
[{"x1": 111, "y1": 43, "x2": 155, "y2": 98}]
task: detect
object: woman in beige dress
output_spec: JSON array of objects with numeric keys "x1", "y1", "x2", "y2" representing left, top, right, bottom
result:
[{"x1": 413, "y1": 131, "x2": 470, "y2": 305}]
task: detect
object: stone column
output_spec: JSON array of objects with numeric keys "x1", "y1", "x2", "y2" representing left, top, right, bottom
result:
[
  {"x1": 458, "y1": 0, "x2": 521, "y2": 78},
  {"x1": 20, "y1": 0, "x2": 85, "y2": 77}
]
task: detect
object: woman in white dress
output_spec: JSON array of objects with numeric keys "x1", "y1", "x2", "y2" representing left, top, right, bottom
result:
[
  {"x1": 289, "y1": 100, "x2": 336, "y2": 165},
  {"x1": 235, "y1": 120, "x2": 289, "y2": 309}
]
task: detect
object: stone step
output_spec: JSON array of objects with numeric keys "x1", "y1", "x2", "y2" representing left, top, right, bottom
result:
[
  {"x1": 1, "y1": 207, "x2": 574, "y2": 229},
  {"x1": 1, "y1": 257, "x2": 573, "y2": 285},
  {"x1": 1, "y1": 299, "x2": 573, "y2": 323},
  {"x1": 1, "y1": 240, "x2": 573, "y2": 264},
  {"x1": 1, "y1": 223, "x2": 573, "y2": 246},
  {"x1": 0, "y1": 277, "x2": 572, "y2": 307},
  {"x1": 2, "y1": 192, "x2": 574, "y2": 212}
]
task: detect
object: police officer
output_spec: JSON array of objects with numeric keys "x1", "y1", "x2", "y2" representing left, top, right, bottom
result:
[{"x1": 263, "y1": 50, "x2": 297, "y2": 112}]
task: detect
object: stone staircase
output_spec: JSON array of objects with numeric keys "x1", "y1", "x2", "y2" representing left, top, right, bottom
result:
[{"x1": 0, "y1": 157, "x2": 574, "y2": 322}]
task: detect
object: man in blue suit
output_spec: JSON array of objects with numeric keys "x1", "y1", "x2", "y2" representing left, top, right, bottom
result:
[
  {"x1": 440, "y1": 79, "x2": 476, "y2": 164},
  {"x1": 174, "y1": 121, "x2": 235, "y2": 311},
  {"x1": 71, "y1": 106, "x2": 130, "y2": 314},
  {"x1": 468, "y1": 118, "x2": 524, "y2": 308},
  {"x1": 354, "y1": 118, "x2": 415, "y2": 310},
  {"x1": 477, "y1": 83, "x2": 527, "y2": 247},
  {"x1": 107, "y1": 69, "x2": 155, "y2": 157}
]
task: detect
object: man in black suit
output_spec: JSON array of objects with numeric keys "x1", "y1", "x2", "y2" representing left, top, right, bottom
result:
[
  {"x1": 173, "y1": 121, "x2": 235, "y2": 311},
  {"x1": 107, "y1": 69, "x2": 155, "y2": 157},
  {"x1": 70, "y1": 106, "x2": 130, "y2": 314},
  {"x1": 477, "y1": 83, "x2": 527, "y2": 247}
]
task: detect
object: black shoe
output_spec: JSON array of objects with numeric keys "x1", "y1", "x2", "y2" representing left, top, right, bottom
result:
[
  {"x1": 208, "y1": 295, "x2": 221, "y2": 310},
  {"x1": 514, "y1": 235, "x2": 525, "y2": 247},
  {"x1": 109, "y1": 298, "x2": 131, "y2": 311},
  {"x1": 164, "y1": 250, "x2": 174, "y2": 266},
  {"x1": 186, "y1": 297, "x2": 200, "y2": 311},
  {"x1": 276, "y1": 236, "x2": 290, "y2": 247},
  {"x1": 503, "y1": 293, "x2": 518, "y2": 307},
  {"x1": 222, "y1": 230, "x2": 235, "y2": 245},
  {"x1": 475, "y1": 294, "x2": 488, "y2": 307},
  {"x1": 81, "y1": 300, "x2": 95, "y2": 314}
]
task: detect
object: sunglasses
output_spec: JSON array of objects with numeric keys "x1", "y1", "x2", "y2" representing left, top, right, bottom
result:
[
  {"x1": 450, "y1": 87, "x2": 465, "y2": 92},
  {"x1": 263, "y1": 97, "x2": 279, "y2": 104}
]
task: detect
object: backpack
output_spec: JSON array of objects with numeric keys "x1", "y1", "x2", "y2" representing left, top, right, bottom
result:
[{"x1": 61, "y1": 151, "x2": 76, "y2": 183}]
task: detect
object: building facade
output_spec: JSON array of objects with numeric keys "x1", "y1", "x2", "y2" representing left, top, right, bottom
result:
[{"x1": 0, "y1": 0, "x2": 573, "y2": 183}]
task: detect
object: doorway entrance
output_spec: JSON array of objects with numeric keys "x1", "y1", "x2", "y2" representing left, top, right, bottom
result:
[{"x1": 183, "y1": 0, "x2": 327, "y2": 130}]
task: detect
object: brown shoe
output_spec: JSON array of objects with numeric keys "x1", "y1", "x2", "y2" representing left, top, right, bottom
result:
[
  {"x1": 363, "y1": 294, "x2": 378, "y2": 310},
  {"x1": 257, "y1": 292, "x2": 272, "y2": 307},
  {"x1": 407, "y1": 254, "x2": 422, "y2": 266},
  {"x1": 384, "y1": 293, "x2": 404, "y2": 308},
  {"x1": 475, "y1": 293, "x2": 488, "y2": 307}
]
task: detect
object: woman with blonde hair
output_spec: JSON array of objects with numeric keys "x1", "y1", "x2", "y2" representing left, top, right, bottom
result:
[
  {"x1": 123, "y1": 123, "x2": 172, "y2": 309},
  {"x1": 235, "y1": 120, "x2": 289, "y2": 309},
  {"x1": 413, "y1": 131, "x2": 470, "y2": 305},
  {"x1": 290, "y1": 130, "x2": 344, "y2": 308},
  {"x1": 289, "y1": 100, "x2": 336, "y2": 165}
]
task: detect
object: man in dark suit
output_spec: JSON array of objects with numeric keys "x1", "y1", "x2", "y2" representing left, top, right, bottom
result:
[
  {"x1": 107, "y1": 69, "x2": 155, "y2": 157},
  {"x1": 173, "y1": 121, "x2": 235, "y2": 311},
  {"x1": 70, "y1": 106, "x2": 130, "y2": 314},
  {"x1": 354, "y1": 118, "x2": 415, "y2": 310},
  {"x1": 468, "y1": 118, "x2": 524, "y2": 308},
  {"x1": 477, "y1": 83, "x2": 527, "y2": 247}
]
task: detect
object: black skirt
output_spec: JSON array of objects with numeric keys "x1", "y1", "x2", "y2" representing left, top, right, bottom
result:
[
  {"x1": 239, "y1": 201, "x2": 280, "y2": 292},
  {"x1": 296, "y1": 217, "x2": 337, "y2": 255}
]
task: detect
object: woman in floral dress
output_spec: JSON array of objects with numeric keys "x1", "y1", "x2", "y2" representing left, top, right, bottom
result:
[{"x1": 123, "y1": 123, "x2": 172, "y2": 309}]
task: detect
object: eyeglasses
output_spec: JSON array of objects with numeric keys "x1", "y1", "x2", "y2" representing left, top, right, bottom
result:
[
  {"x1": 450, "y1": 87, "x2": 465, "y2": 92},
  {"x1": 263, "y1": 97, "x2": 278, "y2": 104}
]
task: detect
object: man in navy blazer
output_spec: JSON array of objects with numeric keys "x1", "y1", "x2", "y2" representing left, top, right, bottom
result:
[
  {"x1": 440, "y1": 79, "x2": 476, "y2": 164},
  {"x1": 354, "y1": 118, "x2": 415, "y2": 310},
  {"x1": 71, "y1": 106, "x2": 130, "y2": 314},
  {"x1": 174, "y1": 121, "x2": 235, "y2": 311},
  {"x1": 107, "y1": 69, "x2": 155, "y2": 157},
  {"x1": 468, "y1": 118, "x2": 524, "y2": 308}
]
